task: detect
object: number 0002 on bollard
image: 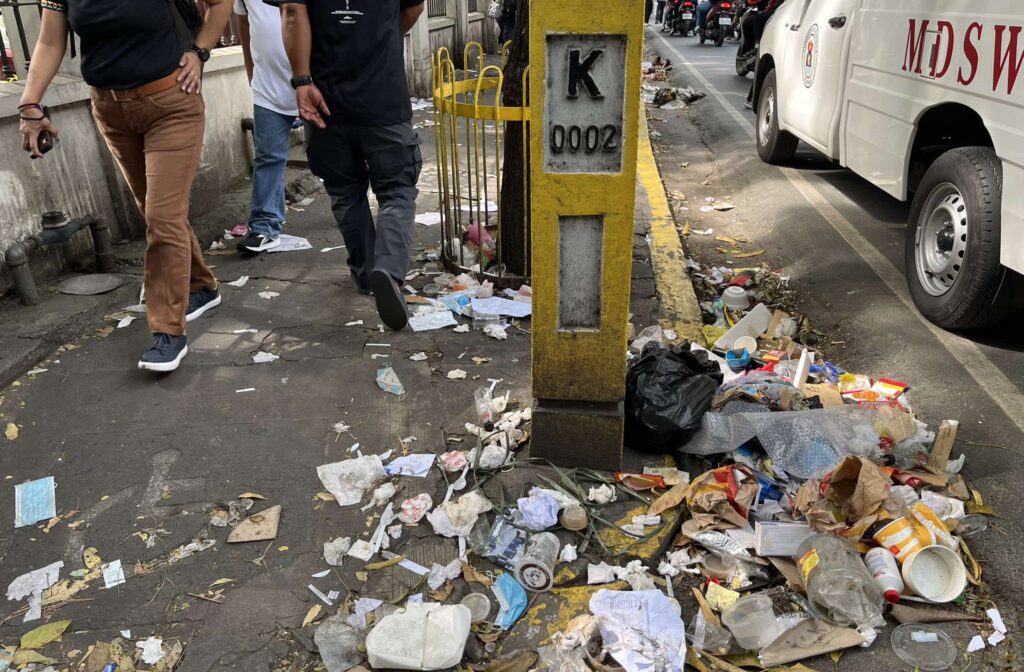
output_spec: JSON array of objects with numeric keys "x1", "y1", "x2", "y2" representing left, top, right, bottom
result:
[{"x1": 530, "y1": 0, "x2": 643, "y2": 472}]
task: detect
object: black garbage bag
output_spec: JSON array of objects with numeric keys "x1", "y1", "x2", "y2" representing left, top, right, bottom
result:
[{"x1": 625, "y1": 341, "x2": 724, "y2": 452}]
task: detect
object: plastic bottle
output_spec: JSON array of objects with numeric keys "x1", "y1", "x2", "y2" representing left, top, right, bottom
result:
[
  {"x1": 864, "y1": 547, "x2": 904, "y2": 604},
  {"x1": 796, "y1": 534, "x2": 885, "y2": 631},
  {"x1": 474, "y1": 387, "x2": 495, "y2": 432}
]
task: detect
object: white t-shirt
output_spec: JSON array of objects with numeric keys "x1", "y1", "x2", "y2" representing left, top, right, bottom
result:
[{"x1": 234, "y1": 0, "x2": 299, "y2": 117}]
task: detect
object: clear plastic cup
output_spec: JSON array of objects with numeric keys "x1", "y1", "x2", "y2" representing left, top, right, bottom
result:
[{"x1": 721, "y1": 594, "x2": 785, "y2": 650}]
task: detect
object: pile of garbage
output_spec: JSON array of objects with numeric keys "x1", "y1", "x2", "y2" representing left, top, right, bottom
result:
[{"x1": 619, "y1": 304, "x2": 1004, "y2": 669}]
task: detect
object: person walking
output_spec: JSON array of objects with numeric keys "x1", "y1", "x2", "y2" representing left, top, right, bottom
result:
[
  {"x1": 645, "y1": 0, "x2": 654, "y2": 23},
  {"x1": 498, "y1": 0, "x2": 517, "y2": 45},
  {"x1": 20, "y1": 0, "x2": 232, "y2": 372},
  {"x1": 656, "y1": 0, "x2": 667, "y2": 24},
  {"x1": 276, "y1": 0, "x2": 425, "y2": 330},
  {"x1": 234, "y1": 0, "x2": 299, "y2": 253}
]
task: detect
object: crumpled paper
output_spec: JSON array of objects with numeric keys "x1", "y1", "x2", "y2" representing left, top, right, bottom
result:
[
  {"x1": 427, "y1": 490, "x2": 492, "y2": 537},
  {"x1": 685, "y1": 466, "x2": 758, "y2": 530},
  {"x1": 826, "y1": 456, "x2": 891, "y2": 522},
  {"x1": 323, "y1": 537, "x2": 351, "y2": 566},
  {"x1": 514, "y1": 490, "x2": 560, "y2": 531},
  {"x1": 427, "y1": 559, "x2": 463, "y2": 590},
  {"x1": 317, "y1": 454, "x2": 386, "y2": 506},
  {"x1": 399, "y1": 493, "x2": 433, "y2": 524},
  {"x1": 6, "y1": 560, "x2": 63, "y2": 622},
  {"x1": 589, "y1": 589, "x2": 687, "y2": 672}
]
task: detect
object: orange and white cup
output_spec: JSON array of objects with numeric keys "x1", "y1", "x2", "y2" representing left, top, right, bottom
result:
[{"x1": 873, "y1": 517, "x2": 926, "y2": 563}]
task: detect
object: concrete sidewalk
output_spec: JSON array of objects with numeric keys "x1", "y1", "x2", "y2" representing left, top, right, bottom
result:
[{"x1": 0, "y1": 106, "x2": 674, "y2": 670}]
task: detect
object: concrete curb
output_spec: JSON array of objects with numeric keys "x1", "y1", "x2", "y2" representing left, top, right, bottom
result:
[{"x1": 636, "y1": 103, "x2": 705, "y2": 344}]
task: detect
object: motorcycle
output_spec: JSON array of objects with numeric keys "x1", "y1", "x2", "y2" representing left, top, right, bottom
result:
[
  {"x1": 735, "y1": 1, "x2": 760, "y2": 75},
  {"x1": 664, "y1": 0, "x2": 696, "y2": 36},
  {"x1": 699, "y1": 1, "x2": 733, "y2": 47}
]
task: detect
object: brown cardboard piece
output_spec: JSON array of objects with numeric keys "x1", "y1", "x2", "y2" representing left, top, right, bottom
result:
[
  {"x1": 759, "y1": 620, "x2": 866, "y2": 667},
  {"x1": 227, "y1": 505, "x2": 281, "y2": 543},
  {"x1": 801, "y1": 383, "x2": 844, "y2": 409},
  {"x1": 686, "y1": 467, "x2": 759, "y2": 530},
  {"x1": 926, "y1": 419, "x2": 959, "y2": 472}
]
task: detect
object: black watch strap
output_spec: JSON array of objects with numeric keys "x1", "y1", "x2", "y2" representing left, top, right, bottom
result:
[
  {"x1": 290, "y1": 74, "x2": 314, "y2": 89},
  {"x1": 190, "y1": 45, "x2": 211, "y2": 62}
]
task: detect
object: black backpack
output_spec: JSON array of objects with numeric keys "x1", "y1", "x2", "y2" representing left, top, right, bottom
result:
[{"x1": 168, "y1": 0, "x2": 203, "y2": 46}]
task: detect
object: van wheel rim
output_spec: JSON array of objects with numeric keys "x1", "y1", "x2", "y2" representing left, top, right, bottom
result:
[
  {"x1": 915, "y1": 182, "x2": 968, "y2": 297},
  {"x1": 758, "y1": 89, "x2": 774, "y2": 146}
]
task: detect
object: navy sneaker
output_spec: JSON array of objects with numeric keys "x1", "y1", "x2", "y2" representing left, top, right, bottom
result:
[
  {"x1": 138, "y1": 333, "x2": 188, "y2": 372},
  {"x1": 186, "y1": 288, "x2": 222, "y2": 322},
  {"x1": 369, "y1": 269, "x2": 408, "y2": 330},
  {"x1": 351, "y1": 272, "x2": 373, "y2": 296},
  {"x1": 236, "y1": 231, "x2": 280, "y2": 253}
]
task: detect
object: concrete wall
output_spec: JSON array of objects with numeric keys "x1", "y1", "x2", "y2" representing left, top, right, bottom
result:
[{"x1": 0, "y1": 49, "x2": 252, "y2": 295}]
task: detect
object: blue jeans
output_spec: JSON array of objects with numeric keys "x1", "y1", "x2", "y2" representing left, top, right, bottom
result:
[
  {"x1": 696, "y1": 0, "x2": 712, "y2": 29},
  {"x1": 249, "y1": 104, "x2": 295, "y2": 238}
]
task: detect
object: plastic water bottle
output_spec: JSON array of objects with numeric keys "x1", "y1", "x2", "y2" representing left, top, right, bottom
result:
[
  {"x1": 796, "y1": 534, "x2": 885, "y2": 631},
  {"x1": 865, "y1": 547, "x2": 904, "y2": 604}
]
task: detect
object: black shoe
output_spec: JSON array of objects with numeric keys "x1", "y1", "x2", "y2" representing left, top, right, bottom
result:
[
  {"x1": 236, "y1": 231, "x2": 281, "y2": 253},
  {"x1": 369, "y1": 269, "x2": 408, "y2": 331},
  {"x1": 138, "y1": 333, "x2": 188, "y2": 372},
  {"x1": 186, "y1": 288, "x2": 222, "y2": 322},
  {"x1": 351, "y1": 273, "x2": 373, "y2": 296}
]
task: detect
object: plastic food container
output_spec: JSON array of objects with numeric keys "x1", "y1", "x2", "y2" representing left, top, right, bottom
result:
[
  {"x1": 721, "y1": 594, "x2": 785, "y2": 650},
  {"x1": 460, "y1": 592, "x2": 492, "y2": 623},
  {"x1": 721, "y1": 286, "x2": 751, "y2": 310},
  {"x1": 901, "y1": 545, "x2": 967, "y2": 603}
]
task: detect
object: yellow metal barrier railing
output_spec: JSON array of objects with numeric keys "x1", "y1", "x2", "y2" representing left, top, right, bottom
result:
[{"x1": 432, "y1": 42, "x2": 531, "y2": 287}]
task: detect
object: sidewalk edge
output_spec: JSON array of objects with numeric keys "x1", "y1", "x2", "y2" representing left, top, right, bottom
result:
[{"x1": 637, "y1": 105, "x2": 704, "y2": 344}]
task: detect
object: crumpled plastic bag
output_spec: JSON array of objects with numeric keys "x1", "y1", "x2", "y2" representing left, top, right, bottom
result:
[
  {"x1": 365, "y1": 603, "x2": 472, "y2": 670},
  {"x1": 625, "y1": 342, "x2": 724, "y2": 452},
  {"x1": 682, "y1": 407, "x2": 882, "y2": 480},
  {"x1": 317, "y1": 454, "x2": 386, "y2": 506}
]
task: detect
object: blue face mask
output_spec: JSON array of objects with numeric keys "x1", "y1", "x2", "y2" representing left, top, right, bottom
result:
[{"x1": 491, "y1": 573, "x2": 528, "y2": 630}]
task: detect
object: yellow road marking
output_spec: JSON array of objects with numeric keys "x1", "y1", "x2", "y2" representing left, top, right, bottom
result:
[{"x1": 637, "y1": 105, "x2": 705, "y2": 343}]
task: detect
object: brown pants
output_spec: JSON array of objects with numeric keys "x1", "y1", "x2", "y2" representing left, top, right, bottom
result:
[{"x1": 91, "y1": 85, "x2": 217, "y2": 336}]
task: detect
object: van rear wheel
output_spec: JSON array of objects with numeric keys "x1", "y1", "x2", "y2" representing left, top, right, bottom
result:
[
  {"x1": 756, "y1": 70, "x2": 798, "y2": 164},
  {"x1": 905, "y1": 147, "x2": 1011, "y2": 329}
]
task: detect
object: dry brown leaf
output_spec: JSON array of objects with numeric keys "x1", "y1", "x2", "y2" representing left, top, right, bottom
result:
[
  {"x1": 301, "y1": 604, "x2": 322, "y2": 628},
  {"x1": 4, "y1": 422, "x2": 18, "y2": 441},
  {"x1": 461, "y1": 561, "x2": 493, "y2": 587}
]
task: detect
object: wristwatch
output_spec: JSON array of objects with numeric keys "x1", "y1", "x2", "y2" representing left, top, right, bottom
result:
[
  {"x1": 190, "y1": 45, "x2": 211, "y2": 63},
  {"x1": 290, "y1": 74, "x2": 314, "y2": 89}
]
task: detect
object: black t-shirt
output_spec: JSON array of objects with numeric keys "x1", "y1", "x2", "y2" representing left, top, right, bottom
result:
[
  {"x1": 42, "y1": 0, "x2": 185, "y2": 90},
  {"x1": 267, "y1": 0, "x2": 424, "y2": 127}
]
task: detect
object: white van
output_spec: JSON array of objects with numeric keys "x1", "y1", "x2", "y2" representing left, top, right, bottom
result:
[{"x1": 752, "y1": 0, "x2": 1024, "y2": 329}]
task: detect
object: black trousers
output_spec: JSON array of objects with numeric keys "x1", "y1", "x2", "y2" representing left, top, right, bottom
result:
[
  {"x1": 645, "y1": 0, "x2": 654, "y2": 22},
  {"x1": 306, "y1": 121, "x2": 423, "y2": 284}
]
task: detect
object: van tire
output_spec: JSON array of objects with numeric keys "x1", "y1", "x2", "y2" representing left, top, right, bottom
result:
[
  {"x1": 905, "y1": 147, "x2": 1010, "y2": 329},
  {"x1": 756, "y1": 70, "x2": 798, "y2": 164}
]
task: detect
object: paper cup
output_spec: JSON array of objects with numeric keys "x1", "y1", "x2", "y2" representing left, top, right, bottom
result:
[
  {"x1": 734, "y1": 336, "x2": 758, "y2": 353},
  {"x1": 873, "y1": 517, "x2": 924, "y2": 563},
  {"x1": 901, "y1": 545, "x2": 967, "y2": 603}
]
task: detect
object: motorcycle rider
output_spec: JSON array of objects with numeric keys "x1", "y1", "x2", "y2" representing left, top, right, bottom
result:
[{"x1": 696, "y1": 0, "x2": 723, "y2": 33}]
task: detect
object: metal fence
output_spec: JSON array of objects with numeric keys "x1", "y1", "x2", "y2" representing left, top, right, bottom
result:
[
  {"x1": 1, "y1": 0, "x2": 236, "y2": 82},
  {"x1": 427, "y1": 0, "x2": 448, "y2": 19}
]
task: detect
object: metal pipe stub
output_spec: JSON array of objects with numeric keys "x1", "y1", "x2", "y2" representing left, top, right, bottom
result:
[{"x1": 2, "y1": 211, "x2": 113, "y2": 305}]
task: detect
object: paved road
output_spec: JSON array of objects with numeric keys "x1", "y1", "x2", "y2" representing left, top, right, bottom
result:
[{"x1": 645, "y1": 25, "x2": 1023, "y2": 660}]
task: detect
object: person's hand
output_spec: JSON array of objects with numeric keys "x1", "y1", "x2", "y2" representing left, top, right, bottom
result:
[
  {"x1": 20, "y1": 111, "x2": 59, "y2": 159},
  {"x1": 297, "y1": 84, "x2": 330, "y2": 129},
  {"x1": 177, "y1": 50, "x2": 203, "y2": 94}
]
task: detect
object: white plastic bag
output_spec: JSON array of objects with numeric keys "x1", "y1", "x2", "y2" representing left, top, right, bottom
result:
[
  {"x1": 487, "y1": 0, "x2": 503, "y2": 19},
  {"x1": 366, "y1": 603, "x2": 472, "y2": 670}
]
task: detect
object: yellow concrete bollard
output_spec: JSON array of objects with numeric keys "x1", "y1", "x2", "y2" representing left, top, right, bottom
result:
[{"x1": 529, "y1": 0, "x2": 644, "y2": 471}]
